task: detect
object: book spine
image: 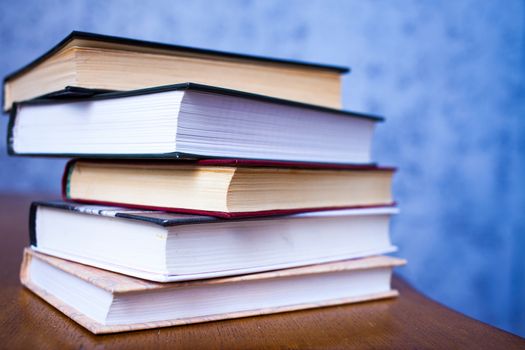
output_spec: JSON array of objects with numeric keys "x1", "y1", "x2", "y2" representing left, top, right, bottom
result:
[
  {"x1": 6, "y1": 105, "x2": 17, "y2": 155},
  {"x1": 28, "y1": 202, "x2": 38, "y2": 246},
  {"x1": 61, "y1": 159, "x2": 78, "y2": 201},
  {"x1": 1, "y1": 79, "x2": 6, "y2": 113},
  {"x1": 19, "y1": 248, "x2": 32, "y2": 288}
]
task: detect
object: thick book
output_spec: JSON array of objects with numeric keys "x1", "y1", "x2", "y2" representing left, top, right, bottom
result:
[
  {"x1": 20, "y1": 248, "x2": 405, "y2": 334},
  {"x1": 8, "y1": 83, "x2": 381, "y2": 164},
  {"x1": 61, "y1": 159, "x2": 395, "y2": 218},
  {"x1": 30, "y1": 201, "x2": 398, "y2": 281},
  {"x1": 3, "y1": 31, "x2": 348, "y2": 111}
]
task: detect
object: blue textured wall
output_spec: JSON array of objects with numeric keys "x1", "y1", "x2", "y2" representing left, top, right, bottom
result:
[{"x1": 1, "y1": 0, "x2": 524, "y2": 336}]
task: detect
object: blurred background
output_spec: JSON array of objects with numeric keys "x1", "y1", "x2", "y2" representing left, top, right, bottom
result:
[{"x1": 1, "y1": 0, "x2": 524, "y2": 337}]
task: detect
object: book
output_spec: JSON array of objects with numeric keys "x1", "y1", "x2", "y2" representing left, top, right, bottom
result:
[
  {"x1": 20, "y1": 248, "x2": 405, "y2": 334},
  {"x1": 8, "y1": 83, "x2": 382, "y2": 164},
  {"x1": 3, "y1": 31, "x2": 349, "y2": 111},
  {"x1": 62, "y1": 159, "x2": 395, "y2": 217},
  {"x1": 30, "y1": 201, "x2": 398, "y2": 281}
]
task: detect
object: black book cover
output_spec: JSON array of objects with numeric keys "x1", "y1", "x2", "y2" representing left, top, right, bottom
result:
[
  {"x1": 8, "y1": 82, "x2": 383, "y2": 159},
  {"x1": 36, "y1": 86, "x2": 115, "y2": 100},
  {"x1": 30, "y1": 200, "x2": 222, "y2": 246}
]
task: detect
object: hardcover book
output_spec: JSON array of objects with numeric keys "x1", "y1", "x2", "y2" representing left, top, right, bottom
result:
[
  {"x1": 61, "y1": 159, "x2": 395, "y2": 218},
  {"x1": 9, "y1": 83, "x2": 381, "y2": 164},
  {"x1": 3, "y1": 31, "x2": 348, "y2": 111},
  {"x1": 30, "y1": 201, "x2": 398, "y2": 281},
  {"x1": 20, "y1": 248, "x2": 405, "y2": 334}
]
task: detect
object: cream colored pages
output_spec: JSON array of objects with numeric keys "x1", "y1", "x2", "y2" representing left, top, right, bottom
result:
[
  {"x1": 5, "y1": 36, "x2": 343, "y2": 111},
  {"x1": 66, "y1": 161, "x2": 394, "y2": 214}
]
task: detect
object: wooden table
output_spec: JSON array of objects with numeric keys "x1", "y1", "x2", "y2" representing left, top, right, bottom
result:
[{"x1": 0, "y1": 195, "x2": 523, "y2": 349}]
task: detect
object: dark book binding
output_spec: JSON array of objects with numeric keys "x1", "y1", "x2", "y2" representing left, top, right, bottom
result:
[
  {"x1": 8, "y1": 82, "x2": 383, "y2": 159},
  {"x1": 31, "y1": 200, "x2": 222, "y2": 232},
  {"x1": 5, "y1": 87, "x2": 115, "y2": 114},
  {"x1": 31, "y1": 199, "x2": 398, "y2": 248},
  {"x1": 35, "y1": 86, "x2": 115, "y2": 100},
  {"x1": 28, "y1": 202, "x2": 38, "y2": 246},
  {"x1": 61, "y1": 159, "x2": 396, "y2": 219},
  {"x1": 11, "y1": 82, "x2": 382, "y2": 120}
]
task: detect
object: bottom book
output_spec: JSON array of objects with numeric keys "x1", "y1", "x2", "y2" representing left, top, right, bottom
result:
[{"x1": 20, "y1": 248, "x2": 405, "y2": 334}]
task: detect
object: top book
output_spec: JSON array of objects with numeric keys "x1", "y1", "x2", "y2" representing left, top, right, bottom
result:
[{"x1": 3, "y1": 31, "x2": 349, "y2": 112}]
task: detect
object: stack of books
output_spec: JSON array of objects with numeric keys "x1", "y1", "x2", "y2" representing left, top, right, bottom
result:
[{"x1": 5, "y1": 32, "x2": 405, "y2": 334}]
